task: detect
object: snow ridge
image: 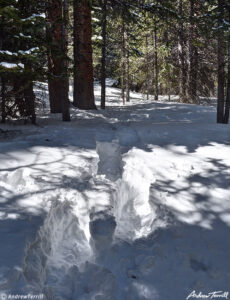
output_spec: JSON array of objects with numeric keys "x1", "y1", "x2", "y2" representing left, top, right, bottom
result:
[
  {"x1": 24, "y1": 200, "x2": 91, "y2": 298},
  {"x1": 113, "y1": 149, "x2": 156, "y2": 240}
]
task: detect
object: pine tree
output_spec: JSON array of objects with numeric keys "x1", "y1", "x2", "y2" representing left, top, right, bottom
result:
[
  {"x1": 0, "y1": 0, "x2": 46, "y2": 123},
  {"x1": 73, "y1": 0, "x2": 96, "y2": 110}
]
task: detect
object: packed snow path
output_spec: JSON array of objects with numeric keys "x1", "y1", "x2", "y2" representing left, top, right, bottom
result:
[{"x1": 0, "y1": 85, "x2": 230, "y2": 300}]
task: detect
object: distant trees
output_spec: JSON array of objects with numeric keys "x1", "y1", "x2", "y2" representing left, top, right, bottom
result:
[
  {"x1": 101, "y1": 0, "x2": 229, "y2": 115},
  {"x1": 177, "y1": 0, "x2": 187, "y2": 103},
  {"x1": 1, "y1": 0, "x2": 230, "y2": 124},
  {"x1": 187, "y1": 0, "x2": 198, "y2": 104},
  {"x1": 99, "y1": 0, "x2": 107, "y2": 109}
]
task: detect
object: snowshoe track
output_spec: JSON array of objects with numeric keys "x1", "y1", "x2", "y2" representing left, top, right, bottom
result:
[{"x1": 22, "y1": 138, "x2": 160, "y2": 299}]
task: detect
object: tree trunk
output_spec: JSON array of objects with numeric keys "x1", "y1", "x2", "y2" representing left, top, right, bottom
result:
[
  {"x1": 73, "y1": 0, "x2": 96, "y2": 109},
  {"x1": 125, "y1": 29, "x2": 130, "y2": 103},
  {"x1": 1, "y1": 77, "x2": 6, "y2": 123},
  {"x1": 47, "y1": 0, "x2": 63, "y2": 113},
  {"x1": 224, "y1": 23, "x2": 230, "y2": 123},
  {"x1": 177, "y1": 0, "x2": 187, "y2": 103},
  {"x1": 121, "y1": 16, "x2": 125, "y2": 105},
  {"x1": 100, "y1": 0, "x2": 107, "y2": 109},
  {"x1": 14, "y1": 77, "x2": 26, "y2": 117},
  {"x1": 146, "y1": 35, "x2": 149, "y2": 100},
  {"x1": 24, "y1": 81, "x2": 36, "y2": 124},
  {"x1": 61, "y1": 0, "x2": 70, "y2": 121},
  {"x1": 187, "y1": 0, "x2": 198, "y2": 103},
  {"x1": 217, "y1": 0, "x2": 225, "y2": 123},
  {"x1": 154, "y1": 25, "x2": 158, "y2": 101},
  {"x1": 165, "y1": 26, "x2": 171, "y2": 102}
]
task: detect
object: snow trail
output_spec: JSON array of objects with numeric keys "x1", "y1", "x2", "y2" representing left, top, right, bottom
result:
[
  {"x1": 113, "y1": 150, "x2": 156, "y2": 240},
  {"x1": 96, "y1": 139, "x2": 123, "y2": 181},
  {"x1": 21, "y1": 139, "x2": 160, "y2": 299}
]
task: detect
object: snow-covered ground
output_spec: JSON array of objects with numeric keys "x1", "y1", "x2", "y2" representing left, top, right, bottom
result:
[{"x1": 0, "y1": 84, "x2": 230, "y2": 300}]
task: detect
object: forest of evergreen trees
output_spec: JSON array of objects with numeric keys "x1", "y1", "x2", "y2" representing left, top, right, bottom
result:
[{"x1": 0, "y1": 0, "x2": 230, "y2": 123}]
